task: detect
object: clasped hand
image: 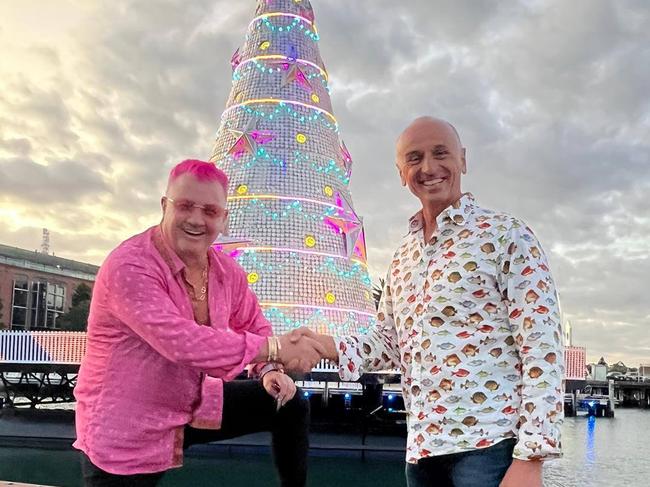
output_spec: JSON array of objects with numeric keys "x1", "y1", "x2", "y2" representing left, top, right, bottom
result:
[{"x1": 275, "y1": 327, "x2": 326, "y2": 374}]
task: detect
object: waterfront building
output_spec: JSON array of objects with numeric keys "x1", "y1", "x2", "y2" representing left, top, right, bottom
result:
[
  {"x1": 640, "y1": 364, "x2": 650, "y2": 380},
  {"x1": 565, "y1": 345, "x2": 587, "y2": 391},
  {"x1": 0, "y1": 244, "x2": 98, "y2": 331}
]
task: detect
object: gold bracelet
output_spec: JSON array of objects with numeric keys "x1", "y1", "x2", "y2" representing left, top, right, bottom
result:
[
  {"x1": 267, "y1": 336, "x2": 280, "y2": 362},
  {"x1": 267, "y1": 337, "x2": 274, "y2": 362}
]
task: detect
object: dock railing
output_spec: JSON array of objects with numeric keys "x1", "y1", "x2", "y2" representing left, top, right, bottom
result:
[{"x1": 0, "y1": 331, "x2": 87, "y2": 365}]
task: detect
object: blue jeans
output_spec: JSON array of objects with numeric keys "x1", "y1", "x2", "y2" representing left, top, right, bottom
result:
[{"x1": 405, "y1": 439, "x2": 516, "y2": 487}]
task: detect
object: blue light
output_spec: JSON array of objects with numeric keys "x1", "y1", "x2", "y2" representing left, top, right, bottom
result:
[
  {"x1": 589, "y1": 401, "x2": 596, "y2": 408},
  {"x1": 304, "y1": 391, "x2": 310, "y2": 397},
  {"x1": 387, "y1": 394, "x2": 394, "y2": 401},
  {"x1": 344, "y1": 393, "x2": 351, "y2": 399},
  {"x1": 388, "y1": 407, "x2": 393, "y2": 412}
]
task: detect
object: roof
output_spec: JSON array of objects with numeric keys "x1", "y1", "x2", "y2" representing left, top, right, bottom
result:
[{"x1": 0, "y1": 243, "x2": 99, "y2": 279}]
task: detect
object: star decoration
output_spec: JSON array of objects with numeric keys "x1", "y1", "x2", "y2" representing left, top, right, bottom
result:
[
  {"x1": 299, "y1": 6, "x2": 315, "y2": 24},
  {"x1": 324, "y1": 193, "x2": 366, "y2": 261},
  {"x1": 268, "y1": 45, "x2": 312, "y2": 91},
  {"x1": 230, "y1": 47, "x2": 241, "y2": 70},
  {"x1": 213, "y1": 234, "x2": 252, "y2": 259},
  {"x1": 227, "y1": 118, "x2": 274, "y2": 159},
  {"x1": 340, "y1": 141, "x2": 353, "y2": 178},
  {"x1": 352, "y1": 228, "x2": 368, "y2": 262}
]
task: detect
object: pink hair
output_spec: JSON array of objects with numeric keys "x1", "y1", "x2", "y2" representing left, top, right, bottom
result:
[{"x1": 167, "y1": 159, "x2": 228, "y2": 192}]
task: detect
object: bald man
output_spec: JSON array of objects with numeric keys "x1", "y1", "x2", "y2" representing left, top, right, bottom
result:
[{"x1": 294, "y1": 117, "x2": 564, "y2": 487}]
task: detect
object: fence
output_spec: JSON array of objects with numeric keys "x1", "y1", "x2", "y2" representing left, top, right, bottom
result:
[{"x1": 0, "y1": 331, "x2": 87, "y2": 364}]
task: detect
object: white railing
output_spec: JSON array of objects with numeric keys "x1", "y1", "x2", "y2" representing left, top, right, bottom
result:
[{"x1": 0, "y1": 330, "x2": 87, "y2": 364}]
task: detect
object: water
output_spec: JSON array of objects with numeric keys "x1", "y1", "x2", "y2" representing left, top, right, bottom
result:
[
  {"x1": 0, "y1": 449, "x2": 404, "y2": 487},
  {"x1": 1, "y1": 409, "x2": 648, "y2": 486},
  {"x1": 543, "y1": 409, "x2": 650, "y2": 487}
]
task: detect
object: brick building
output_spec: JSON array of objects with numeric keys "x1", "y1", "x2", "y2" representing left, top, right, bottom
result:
[{"x1": 0, "y1": 244, "x2": 98, "y2": 330}]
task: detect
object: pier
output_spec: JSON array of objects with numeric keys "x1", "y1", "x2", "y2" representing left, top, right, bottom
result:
[{"x1": 563, "y1": 379, "x2": 650, "y2": 417}]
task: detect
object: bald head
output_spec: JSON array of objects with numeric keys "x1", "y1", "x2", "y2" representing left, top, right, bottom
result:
[
  {"x1": 394, "y1": 116, "x2": 467, "y2": 213},
  {"x1": 396, "y1": 117, "x2": 463, "y2": 159}
]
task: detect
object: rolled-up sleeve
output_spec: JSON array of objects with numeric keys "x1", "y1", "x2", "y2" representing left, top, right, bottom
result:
[
  {"x1": 106, "y1": 261, "x2": 266, "y2": 379},
  {"x1": 498, "y1": 222, "x2": 564, "y2": 461}
]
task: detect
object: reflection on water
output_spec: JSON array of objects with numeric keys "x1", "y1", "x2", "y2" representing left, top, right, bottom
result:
[
  {"x1": 585, "y1": 414, "x2": 596, "y2": 467},
  {"x1": 544, "y1": 408, "x2": 650, "y2": 487}
]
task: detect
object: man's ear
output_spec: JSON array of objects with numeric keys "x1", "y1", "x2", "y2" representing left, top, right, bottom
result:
[
  {"x1": 223, "y1": 214, "x2": 230, "y2": 236},
  {"x1": 161, "y1": 197, "x2": 167, "y2": 211},
  {"x1": 397, "y1": 163, "x2": 407, "y2": 186},
  {"x1": 461, "y1": 148, "x2": 467, "y2": 175}
]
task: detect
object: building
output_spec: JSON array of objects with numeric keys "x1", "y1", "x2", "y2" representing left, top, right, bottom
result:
[
  {"x1": 592, "y1": 364, "x2": 608, "y2": 381},
  {"x1": 0, "y1": 244, "x2": 98, "y2": 330},
  {"x1": 564, "y1": 345, "x2": 587, "y2": 393},
  {"x1": 640, "y1": 364, "x2": 650, "y2": 379}
]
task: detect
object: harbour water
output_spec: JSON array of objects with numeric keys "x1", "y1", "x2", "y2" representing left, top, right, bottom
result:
[
  {"x1": 0, "y1": 408, "x2": 648, "y2": 486},
  {"x1": 544, "y1": 408, "x2": 650, "y2": 487}
]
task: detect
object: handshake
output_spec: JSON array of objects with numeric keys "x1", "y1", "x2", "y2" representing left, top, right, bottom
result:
[{"x1": 265, "y1": 327, "x2": 337, "y2": 374}]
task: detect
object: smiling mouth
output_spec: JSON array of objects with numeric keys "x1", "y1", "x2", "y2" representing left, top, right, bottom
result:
[
  {"x1": 183, "y1": 229, "x2": 205, "y2": 237},
  {"x1": 420, "y1": 177, "x2": 447, "y2": 187}
]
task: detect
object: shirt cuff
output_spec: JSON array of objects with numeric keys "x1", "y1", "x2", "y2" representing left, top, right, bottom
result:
[
  {"x1": 222, "y1": 332, "x2": 267, "y2": 382},
  {"x1": 335, "y1": 336, "x2": 363, "y2": 381},
  {"x1": 189, "y1": 376, "x2": 223, "y2": 429},
  {"x1": 250, "y1": 362, "x2": 284, "y2": 379},
  {"x1": 513, "y1": 432, "x2": 562, "y2": 461}
]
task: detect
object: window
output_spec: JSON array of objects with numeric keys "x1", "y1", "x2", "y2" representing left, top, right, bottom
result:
[
  {"x1": 11, "y1": 278, "x2": 67, "y2": 330},
  {"x1": 29, "y1": 280, "x2": 47, "y2": 329},
  {"x1": 11, "y1": 275, "x2": 29, "y2": 329},
  {"x1": 45, "y1": 282, "x2": 66, "y2": 329}
]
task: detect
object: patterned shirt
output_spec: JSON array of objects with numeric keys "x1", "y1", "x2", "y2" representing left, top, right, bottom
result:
[
  {"x1": 74, "y1": 226, "x2": 270, "y2": 474},
  {"x1": 336, "y1": 194, "x2": 564, "y2": 463}
]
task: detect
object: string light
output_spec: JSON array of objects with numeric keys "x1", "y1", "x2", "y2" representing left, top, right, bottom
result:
[
  {"x1": 229, "y1": 194, "x2": 340, "y2": 210},
  {"x1": 235, "y1": 55, "x2": 328, "y2": 81},
  {"x1": 263, "y1": 307, "x2": 374, "y2": 333},
  {"x1": 222, "y1": 99, "x2": 337, "y2": 126},
  {"x1": 249, "y1": 14, "x2": 320, "y2": 41},
  {"x1": 242, "y1": 246, "x2": 369, "y2": 268},
  {"x1": 260, "y1": 302, "x2": 375, "y2": 317}
]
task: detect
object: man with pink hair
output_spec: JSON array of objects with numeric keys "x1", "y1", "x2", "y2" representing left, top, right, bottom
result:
[{"x1": 74, "y1": 159, "x2": 323, "y2": 486}]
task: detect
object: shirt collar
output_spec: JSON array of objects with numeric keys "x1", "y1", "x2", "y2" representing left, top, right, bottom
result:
[
  {"x1": 407, "y1": 193, "x2": 476, "y2": 234},
  {"x1": 151, "y1": 226, "x2": 187, "y2": 276}
]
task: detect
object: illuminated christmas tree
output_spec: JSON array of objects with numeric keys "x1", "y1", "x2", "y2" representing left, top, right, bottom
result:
[{"x1": 210, "y1": 0, "x2": 376, "y2": 336}]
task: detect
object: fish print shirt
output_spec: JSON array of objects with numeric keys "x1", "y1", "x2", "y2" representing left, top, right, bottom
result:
[{"x1": 336, "y1": 194, "x2": 564, "y2": 463}]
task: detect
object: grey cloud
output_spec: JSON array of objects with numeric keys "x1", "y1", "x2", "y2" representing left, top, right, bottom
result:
[
  {"x1": 0, "y1": 137, "x2": 32, "y2": 156},
  {"x1": 0, "y1": 156, "x2": 109, "y2": 204}
]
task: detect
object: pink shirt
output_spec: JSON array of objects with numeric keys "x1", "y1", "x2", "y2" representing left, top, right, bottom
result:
[{"x1": 73, "y1": 226, "x2": 270, "y2": 474}]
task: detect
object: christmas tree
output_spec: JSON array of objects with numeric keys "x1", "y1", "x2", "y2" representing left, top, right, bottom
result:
[{"x1": 210, "y1": 0, "x2": 375, "y2": 337}]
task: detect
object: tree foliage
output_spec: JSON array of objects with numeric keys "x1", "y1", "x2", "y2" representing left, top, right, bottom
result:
[
  {"x1": 72, "y1": 282, "x2": 92, "y2": 307},
  {"x1": 58, "y1": 283, "x2": 92, "y2": 331}
]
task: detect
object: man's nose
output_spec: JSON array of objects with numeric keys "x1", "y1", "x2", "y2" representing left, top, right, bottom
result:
[
  {"x1": 421, "y1": 154, "x2": 438, "y2": 173},
  {"x1": 185, "y1": 207, "x2": 205, "y2": 225}
]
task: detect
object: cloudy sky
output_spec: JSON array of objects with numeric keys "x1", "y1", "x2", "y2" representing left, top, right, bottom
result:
[{"x1": 1, "y1": 0, "x2": 648, "y2": 365}]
